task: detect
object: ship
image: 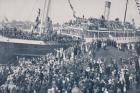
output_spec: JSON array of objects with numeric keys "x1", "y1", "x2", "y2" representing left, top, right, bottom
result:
[
  {"x1": 59, "y1": 0, "x2": 140, "y2": 62},
  {"x1": 0, "y1": 0, "x2": 80, "y2": 64},
  {"x1": 60, "y1": 0, "x2": 140, "y2": 53}
]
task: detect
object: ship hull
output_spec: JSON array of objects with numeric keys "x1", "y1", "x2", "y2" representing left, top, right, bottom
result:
[{"x1": 0, "y1": 40, "x2": 70, "y2": 64}]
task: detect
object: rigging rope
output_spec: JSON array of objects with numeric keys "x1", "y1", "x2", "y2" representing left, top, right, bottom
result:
[{"x1": 68, "y1": 0, "x2": 77, "y2": 18}]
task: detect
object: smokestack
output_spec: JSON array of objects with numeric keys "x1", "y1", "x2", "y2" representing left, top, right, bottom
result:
[{"x1": 104, "y1": 1, "x2": 111, "y2": 20}]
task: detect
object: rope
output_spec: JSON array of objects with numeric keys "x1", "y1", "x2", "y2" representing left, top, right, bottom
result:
[{"x1": 68, "y1": 0, "x2": 77, "y2": 18}]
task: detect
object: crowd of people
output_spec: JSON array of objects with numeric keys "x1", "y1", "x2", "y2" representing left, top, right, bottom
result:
[
  {"x1": 65, "y1": 16, "x2": 135, "y2": 31},
  {"x1": 0, "y1": 26, "x2": 80, "y2": 44},
  {"x1": 0, "y1": 27, "x2": 43, "y2": 40},
  {"x1": 0, "y1": 43, "x2": 140, "y2": 93}
]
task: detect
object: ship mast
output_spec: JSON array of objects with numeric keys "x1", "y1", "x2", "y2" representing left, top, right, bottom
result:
[
  {"x1": 123, "y1": 0, "x2": 129, "y2": 37},
  {"x1": 41, "y1": 0, "x2": 47, "y2": 28},
  {"x1": 45, "y1": 0, "x2": 51, "y2": 29},
  {"x1": 41, "y1": 0, "x2": 51, "y2": 33},
  {"x1": 124, "y1": 0, "x2": 129, "y2": 23}
]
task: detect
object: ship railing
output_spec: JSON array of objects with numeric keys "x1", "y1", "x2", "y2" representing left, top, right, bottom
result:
[
  {"x1": 98, "y1": 28, "x2": 108, "y2": 31},
  {"x1": 110, "y1": 36, "x2": 140, "y2": 43},
  {"x1": 90, "y1": 36, "x2": 140, "y2": 43},
  {"x1": 91, "y1": 37, "x2": 109, "y2": 41}
]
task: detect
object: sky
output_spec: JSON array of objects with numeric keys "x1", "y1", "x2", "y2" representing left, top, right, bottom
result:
[{"x1": 0, "y1": 0, "x2": 140, "y2": 26}]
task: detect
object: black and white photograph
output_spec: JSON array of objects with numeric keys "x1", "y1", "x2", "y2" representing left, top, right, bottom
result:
[{"x1": 0, "y1": 0, "x2": 140, "y2": 93}]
